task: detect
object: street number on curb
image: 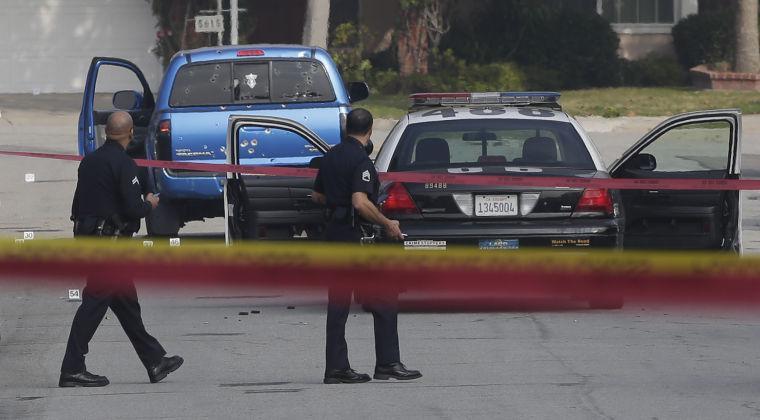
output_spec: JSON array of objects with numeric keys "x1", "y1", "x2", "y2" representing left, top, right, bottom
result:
[
  {"x1": 68, "y1": 289, "x2": 81, "y2": 301},
  {"x1": 25, "y1": 173, "x2": 35, "y2": 183},
  {"x1": 23, "y1": 231, "x2": 34, "y2": 240},
  {"x1": 169, "y1": 238, "x2": 181, "y2": 247},
  {"x1": 143, "y1": 240, "x2": 154, "y2": 247}
]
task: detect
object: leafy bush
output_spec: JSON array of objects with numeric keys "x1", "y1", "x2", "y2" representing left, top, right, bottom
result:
[
  {"x1": 330, "y1": 23, "x2": 373, "y2": 82},
  {"x1": 672, "y1": 11, "x2": 735, "y2": 69},
  {"x1": 367, "y1": 50, "x2": 526, "y2": 94},
  {"x1": 622, "y1": 54, "x2": 688, "y2": 87},
  {"x1": 441, "y1": 3, "x2": 620, "y2": 89}
]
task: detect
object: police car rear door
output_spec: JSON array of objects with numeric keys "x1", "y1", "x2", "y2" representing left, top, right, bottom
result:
[
  {"x1": 78, "y1": 57, "x2": 155, "y2": 158},
  {"x1": 609, "y1": 110, "x2": 742, "y2": 251},
  {"x1": 224, "y1": 115, "x2": 331, "y2": 244}
]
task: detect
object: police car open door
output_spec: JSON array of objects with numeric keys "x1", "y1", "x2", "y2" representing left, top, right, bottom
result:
[
  {"x1": 78, "y1": 57, "x2": 155, "y2": 159},
  {"x1": 224, "y1": 116, "x2": 331, "y2": 245},
  {"x1": 609, "y1": 110, "x2": 742, "y2": 252}
]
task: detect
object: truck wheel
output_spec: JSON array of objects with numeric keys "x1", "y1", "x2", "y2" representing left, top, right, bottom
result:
[
  {"x1": 146, "y1": 200, "x2": 182, "y2": 237},
  {"x1": 588, "y1": 296, "x2": 624, "y2": 310}
]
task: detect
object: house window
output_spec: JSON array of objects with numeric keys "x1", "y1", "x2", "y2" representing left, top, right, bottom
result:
[{"x1": 601, "y1": 0, "x2": 675, "y2": 24}]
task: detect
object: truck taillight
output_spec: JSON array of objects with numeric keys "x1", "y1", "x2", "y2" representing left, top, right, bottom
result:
[
  {"x1": 156, "y1": 119, "x2": 172, "y2": 161},
  {"x1": 574, "y1": 188, "x2": 614, "y2": 216},
  {"x1": 381, "y1": 183, "x2": 419, "y2": 216}
]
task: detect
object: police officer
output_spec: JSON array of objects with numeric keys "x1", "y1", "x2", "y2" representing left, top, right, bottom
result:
[
  {"x1": 312, "y1": 108, "x2": 422, "y2": 384},
  {"x1": 60, "y1": 111, "x2": 183, "y2": 387}
]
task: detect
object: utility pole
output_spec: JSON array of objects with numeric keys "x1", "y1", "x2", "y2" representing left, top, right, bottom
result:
[
  {"x1": 216, "y1": 0, "x2": 224, "y2": 46},
  {"x1": 230, "y1": 0, "x2": 239, "y2": 45},
  {"x1": 303, "y1": 0, "x2": 331, "y2": 48}
]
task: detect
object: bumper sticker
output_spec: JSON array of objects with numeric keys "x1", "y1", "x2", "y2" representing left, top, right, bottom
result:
[
  {"x1": 404, "y1": 240, "x2": 447, "y2": 251},
  {"x1": 551, "y1": 238, "x2": 591, "y2": 247},
  {"x1": 479, "y1": 239, "x2": 519, "y2": 250}
]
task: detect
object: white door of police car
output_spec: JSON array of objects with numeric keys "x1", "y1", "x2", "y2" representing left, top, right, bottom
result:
[{"x1": 609, "y1": 110, "x2": 742, "y2": 251}]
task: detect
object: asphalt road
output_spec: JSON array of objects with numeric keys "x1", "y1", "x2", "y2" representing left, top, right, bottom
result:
[{"x1": 2, "y1": 95, "x2": 760, "y2": 419}]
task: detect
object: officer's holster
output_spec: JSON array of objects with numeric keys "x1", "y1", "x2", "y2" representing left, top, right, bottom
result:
[{"x1": 73, "y1": 214, "x2": 129, "y2": 238}]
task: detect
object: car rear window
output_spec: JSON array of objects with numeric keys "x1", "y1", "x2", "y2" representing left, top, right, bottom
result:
[
  {"x1": 389, "y1": 119, "x2": 595, "y2": 171},
  {"x1": 169, "y1": 60, "x2": 336, "y2": 107}
]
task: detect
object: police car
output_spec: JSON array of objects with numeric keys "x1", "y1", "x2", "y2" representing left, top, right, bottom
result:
[{"x1": 373, "y1": 92, "x2": 743, "y2": 253}]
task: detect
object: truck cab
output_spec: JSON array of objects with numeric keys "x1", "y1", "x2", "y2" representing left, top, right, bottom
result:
[{"x1": 78, "y1": 45, "x2": 368, "y2": 236}]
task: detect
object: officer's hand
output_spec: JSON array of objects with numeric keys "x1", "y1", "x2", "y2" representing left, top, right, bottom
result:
[
  {"x1": 145, "y1": 193, "x2": 160, "y2": 209},
  {"x1": 384, "y1": 219, "x2": 404, "y2": 241}
]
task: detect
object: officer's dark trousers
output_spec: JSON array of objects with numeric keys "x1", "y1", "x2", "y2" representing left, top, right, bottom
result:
[
  {"x1": 61, "y1": 276, "x2": 166, "y2": 374},
  {"x1": 324, "y1": 222, "x2": 400, "y2": 371}
]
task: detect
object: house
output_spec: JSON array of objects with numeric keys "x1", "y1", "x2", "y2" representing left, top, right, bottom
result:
[
  {"x1": 598, "y1": 0, "x2": 700, "y2": 59},
  {"x1": 315, "y1": 0, "x2": 701, "y2": 61},
  {"x1": 0, "y1": 0, "x2": 163, "y2": 94}
]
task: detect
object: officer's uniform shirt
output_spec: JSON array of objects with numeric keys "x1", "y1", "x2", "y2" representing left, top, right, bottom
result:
[
  {"x1": 314, "y1": 136, "x2": 380, "y2": 212},
  {"x1": 71, "y1": 139, "x2": 152, "y2": 233}
]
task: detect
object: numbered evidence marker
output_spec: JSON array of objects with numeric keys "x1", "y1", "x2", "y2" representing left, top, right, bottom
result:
[
  {"x1": 142, "y1": 240, "x2": 154, "y2": 247},
  {"x1": 25, "y1": 173, "x2": 35, "y2": 183},
  {"x1": 23, "y1": 231, "x2": 34, "y2": 240},
  {"x1": 68, "y1": 289, "x2": 82, "y2": 301},
  {"x1": 169, "y1": 237, "x2": 181, "y2": 247}
]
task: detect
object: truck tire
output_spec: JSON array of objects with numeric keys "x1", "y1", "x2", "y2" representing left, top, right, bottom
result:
[{"x1": 146, "y1": 200, "x2": 182, "y2": 237}]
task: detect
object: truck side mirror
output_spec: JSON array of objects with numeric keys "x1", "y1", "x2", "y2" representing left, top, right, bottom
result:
[
  {"x1": 347, "y1": 82, "x2": 369, "y2": 103},
  {"x1": 113, "y1": 90, "x2": 143, "y2": 110}
]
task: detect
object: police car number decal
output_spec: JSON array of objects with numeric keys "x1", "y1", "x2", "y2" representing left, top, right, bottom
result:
[{"x1": 421, "y1": 107, "x2": 555, "y2": 119}]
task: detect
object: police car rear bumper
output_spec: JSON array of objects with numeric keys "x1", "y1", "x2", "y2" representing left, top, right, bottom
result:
[{"x1": 393, "y1": 219, "x2": 621, "y2": 250}]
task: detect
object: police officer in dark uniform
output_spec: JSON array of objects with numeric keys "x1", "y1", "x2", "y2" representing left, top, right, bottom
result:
[
  {"x1": 59, "y1": 111, "x2": 183, "y2": 387},
  {"x1": 312, "y1": 108, "x2": 422, "y2": 384}
]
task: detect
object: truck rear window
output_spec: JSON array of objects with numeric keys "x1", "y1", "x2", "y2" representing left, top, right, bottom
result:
[{"x1": 169, "y1": 60, "x2": 336, "y2": 107}]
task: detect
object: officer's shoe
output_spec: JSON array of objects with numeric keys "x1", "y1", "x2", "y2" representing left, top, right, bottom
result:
[
  {"x1": 373, "y1": 362, "x2": 422, "y2": 381},
  {"x1": 59, "y1": 371, "x2": 109, "y2": 387},
  {"x1": 147, "y1": 355, "x2": 184, "y2": 383},
  {"x1": 323, "y1": 368, "x2": 371, "y2": 384}
]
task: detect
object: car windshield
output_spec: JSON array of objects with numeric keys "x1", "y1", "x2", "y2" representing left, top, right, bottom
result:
[
  {"x1": 389, "y1": 118, "x2": 596, "y2": 171},
  {"x1": 169, "y1": 60, "x2": 336, "y2": 107}
]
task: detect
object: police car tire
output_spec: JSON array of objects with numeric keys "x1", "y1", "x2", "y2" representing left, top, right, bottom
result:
[{"x1": 146, "y1": 200, "x2": 182, "y2": 237}]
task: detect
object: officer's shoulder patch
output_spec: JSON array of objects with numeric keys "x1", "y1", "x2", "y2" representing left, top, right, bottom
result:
[
  {"x1": 132, "y1": 176, "x2": 139, "y2": 185},
  {"x1": 362, "y1": 170, "x2": 371, "y2": 182}
]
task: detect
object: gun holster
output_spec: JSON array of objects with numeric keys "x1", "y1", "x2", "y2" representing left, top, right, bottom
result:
[{"x1": 73, "y1": 214, "x2": 128, "y2": 238}]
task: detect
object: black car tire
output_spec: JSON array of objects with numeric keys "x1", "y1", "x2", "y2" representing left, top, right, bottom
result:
[
  {"x1": 146, "y1": 200, "x2": 182, "y2": 237},
  {"x1": 588, "y1": 296, "x2": 624, "y2": 310}
]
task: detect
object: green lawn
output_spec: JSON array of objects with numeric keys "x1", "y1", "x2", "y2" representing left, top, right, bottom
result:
[{"x1": 362, "y1": 88, "x2": 760, "y2": 119}]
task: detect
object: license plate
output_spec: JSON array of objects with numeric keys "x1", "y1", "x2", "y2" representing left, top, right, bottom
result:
[
  {"x1": 474, "y1": 195, "x2": 518, "y2": 217},
  {"x1": 479, "y1": 239, "x2": 519, "y2": 250}
]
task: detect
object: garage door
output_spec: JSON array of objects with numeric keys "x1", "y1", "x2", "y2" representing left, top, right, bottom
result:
[{"x1": 0, "y1": 0, "x2": 163, "y2": 93}]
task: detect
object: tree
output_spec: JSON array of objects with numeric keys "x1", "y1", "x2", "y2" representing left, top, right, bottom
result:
[
  {"x1": 735, "y1": 0, "x2": 760, "y2": 73},
  {"x1": 303, "y1": 0, "x2": 331, "y2": 48},
  {"x1": 396, "y1": 0, "x2": 449, "y2": 77}
]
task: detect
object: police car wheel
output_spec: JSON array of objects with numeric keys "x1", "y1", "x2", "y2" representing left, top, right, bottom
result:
[{"x1": 146, "y1": 200, "x2": 182, "y2": 237}]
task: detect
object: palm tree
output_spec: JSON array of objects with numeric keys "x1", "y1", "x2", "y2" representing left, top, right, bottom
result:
[
  {"x1": 735, "y1": 0, "x2": 760, "y2": 73},
  {"x1": 303, "y1": 0, "x2": 331, "y2": 48}
]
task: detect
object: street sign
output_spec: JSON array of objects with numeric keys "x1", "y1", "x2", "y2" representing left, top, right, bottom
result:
[{"x1": 195, "y1": 15, "x2": 224, "y2": 33}]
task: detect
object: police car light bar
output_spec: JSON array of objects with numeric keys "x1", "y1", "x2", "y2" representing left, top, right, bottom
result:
[{"x1": 409, "y1": 92, "x2": 561, "y2": 109}]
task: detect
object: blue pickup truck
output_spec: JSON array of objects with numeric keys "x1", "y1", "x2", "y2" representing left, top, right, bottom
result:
[{"x1": 78, "y1": 45, "x2": 368, "y2": 236}]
